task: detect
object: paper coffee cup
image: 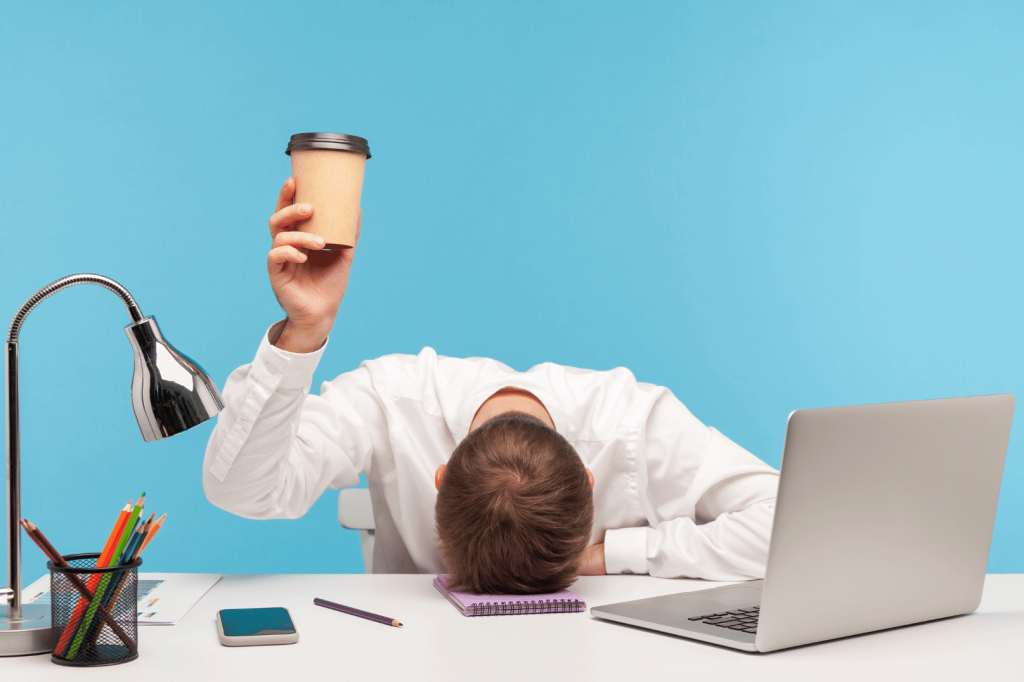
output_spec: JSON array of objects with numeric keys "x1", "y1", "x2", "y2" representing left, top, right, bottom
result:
[{"x1": 286, "y1": 133, "x2": 371, "y2": 250}]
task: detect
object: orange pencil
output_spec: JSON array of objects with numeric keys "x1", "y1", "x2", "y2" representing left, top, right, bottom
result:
[
  {"x1": 99, "y1": 501, "x2": 132, "y2": 566},
  {"x1": 56, "y1": 501, "x2": 132, "y2": 655}
]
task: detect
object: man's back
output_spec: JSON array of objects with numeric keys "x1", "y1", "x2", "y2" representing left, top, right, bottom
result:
[{"x1": 204, "y1": 334, "x2": 779, "y2": 578}]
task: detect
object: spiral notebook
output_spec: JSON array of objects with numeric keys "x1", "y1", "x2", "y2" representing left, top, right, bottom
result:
[{"x1": 433, "y1": 575, "x2": 586, "y2": 616}]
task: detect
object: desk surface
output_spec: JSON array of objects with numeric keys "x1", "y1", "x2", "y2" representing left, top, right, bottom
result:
[{"x1": 3, "y1": 573, "x2": 1022, "y2": 680}]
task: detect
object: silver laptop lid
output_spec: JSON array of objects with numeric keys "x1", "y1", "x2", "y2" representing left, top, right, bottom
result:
[{"x1": 756, "y1": 394, "x2": 1014, "y2": 652}]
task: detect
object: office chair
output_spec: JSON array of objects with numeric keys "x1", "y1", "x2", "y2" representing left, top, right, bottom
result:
[{"x1": 338, "y1": 488, "x2": 376, "y2": 573}]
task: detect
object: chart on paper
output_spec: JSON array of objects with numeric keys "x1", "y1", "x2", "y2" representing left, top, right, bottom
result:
[{"x1": 22, "y1": 572, "x2": 221, "y2": 625}]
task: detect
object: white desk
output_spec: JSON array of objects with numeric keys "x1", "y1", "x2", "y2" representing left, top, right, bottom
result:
[{"x1": 3, "y1": 574, "x2": 1022, "y2": 680}]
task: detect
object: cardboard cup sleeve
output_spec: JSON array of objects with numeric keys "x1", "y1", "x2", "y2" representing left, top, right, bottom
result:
[{"x1": 286, "y1": 133, "x2": 371, "y2": 250}]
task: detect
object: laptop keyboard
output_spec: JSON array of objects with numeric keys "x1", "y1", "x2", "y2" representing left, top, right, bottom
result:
[{"x1": 687, "y1": 606, "x2": 760, "y2": 634}]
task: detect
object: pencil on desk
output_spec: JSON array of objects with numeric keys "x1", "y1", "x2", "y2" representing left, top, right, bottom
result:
[
  {"x1": 19, "y1": 519, "x2": 137, "y2": 653},
  {"x1": 314, "y1": 597, "x2": 403, "y2": 627}
]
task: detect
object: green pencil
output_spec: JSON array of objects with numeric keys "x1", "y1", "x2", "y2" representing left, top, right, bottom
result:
[{"x1": 66, "y1": 494, "x2": 145, "y2": 659}]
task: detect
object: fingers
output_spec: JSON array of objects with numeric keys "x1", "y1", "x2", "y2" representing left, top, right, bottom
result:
[
  {"x1": 272, "y1": 230, "x2": 325, "y2": 251},
  {"x1": 269, "y1": 203, "x2": 314, "y2": 237},
  {"x1": 268, "y1": 231, "x2": 325, "y2": 268},
  {"x1": 275, "y1": 178, "x2": 295, "y2": 212},
  {"x1": 268, "y1": 244, "x2": 308, "y2": 267}
]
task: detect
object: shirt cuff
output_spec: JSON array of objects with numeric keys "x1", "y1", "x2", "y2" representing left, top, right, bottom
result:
[
  {"x1": 603, "y1": 527, "x2": 649, "y2": 575},
  {"x1": 259, "y1": 319, "x2": 329, "y2": 391}
]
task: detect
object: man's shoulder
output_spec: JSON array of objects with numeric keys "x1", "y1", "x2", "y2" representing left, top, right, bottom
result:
[
  {"x1": 345, "y1": 348, "x2": 670, "y2": 435},
  {"x1": 355, "y1": 348, "x2": 517, "y2": 393},
  {"x1": 526, "y1": 358, "x2": 641, "y2": 383},
  {"x1": 358, "y1": 349, "x2": 666, "y2": 386},
  {"x1": 531, "y1": 362, "x2": 670, "y2": 435},
  {"x1": 359, "y1": 347, "x2": 513, "y2": 372},
  {"x1": 359, "y1": 346, "x2": 438, "y2": 369},
  {"x1": 361, "y1": 349, "x2": 651, "y2": 386}
]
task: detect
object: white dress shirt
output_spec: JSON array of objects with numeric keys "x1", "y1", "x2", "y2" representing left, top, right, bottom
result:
[{"x1": 203, "y1": 322, "x2": 779, "y2": 580}]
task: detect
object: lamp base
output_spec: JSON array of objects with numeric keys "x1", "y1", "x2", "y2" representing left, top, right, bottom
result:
[{"x1": 0, "y1": 604, "x2": 52, "y2": 656}]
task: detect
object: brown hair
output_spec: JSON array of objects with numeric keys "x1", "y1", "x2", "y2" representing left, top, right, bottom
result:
[{"x1": 435, "y1": 412, "x2": 593, "y2": 594}]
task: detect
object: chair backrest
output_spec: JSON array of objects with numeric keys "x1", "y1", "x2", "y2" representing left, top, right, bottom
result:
[{"x1": 338, "y1": 488, "x2": 376, "y2": 573}]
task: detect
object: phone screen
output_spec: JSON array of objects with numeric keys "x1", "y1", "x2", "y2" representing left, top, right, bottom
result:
[{"x1": 219, "y1": 608, "x2": 296, "y2": 637}]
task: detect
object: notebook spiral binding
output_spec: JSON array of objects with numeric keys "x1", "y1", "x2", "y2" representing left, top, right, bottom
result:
[{"x1": 468, "y1": 599, "x2": 586, "y2": 616}]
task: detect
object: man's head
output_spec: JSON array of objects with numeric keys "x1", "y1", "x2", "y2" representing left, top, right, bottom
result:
[{"x1": 434, "y1": 412, "x2": 594, "y2": 594}]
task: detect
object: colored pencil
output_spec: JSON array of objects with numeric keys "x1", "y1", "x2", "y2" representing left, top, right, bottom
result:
[
  {"x1": 137, "y1": 513, "x2": 166, "y2": 554},
  {"x1": 19, "y1": 520, "x2": 136, "y2": 652},
  {"x1": 101, "y1": 501, "x2": 132, "y2": 562},
  {"x1": 71, "y1": 503, "x2": 146, "y2": 653},
  {"x1": 119, "y1": 518, "x2": 148, "y2": 565},
  {"x1": 85, "y1": 512, "x2": 155, "y2": 646},
  {"x1": 55, "y1": 501, "x2": 132, "y2": 655},
  {"x1": 114, "y1": 494, "x2": 145, "y2": 562},
  {"x1": 314, "y1": 597, "x2": 403, "y2": 627},
  {"x1": 67, "y1": 494, "x2": 145, "y2": 658},
  {"x1": 129, "y1": 513, "x2": 156, "y2": 561}
]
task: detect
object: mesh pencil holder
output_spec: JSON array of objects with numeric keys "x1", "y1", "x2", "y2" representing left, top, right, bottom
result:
[{"x1": 47, "y1": 553, "x2": 142, "y2": 666}]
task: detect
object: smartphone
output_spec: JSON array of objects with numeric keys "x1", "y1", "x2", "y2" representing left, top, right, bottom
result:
[{"x1": 216, "y1": 607, "x2": 299, "y2": 646}]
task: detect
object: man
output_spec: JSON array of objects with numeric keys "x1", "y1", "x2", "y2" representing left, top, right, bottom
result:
[{"x1": 203, "y1": 179, "x2": 779, "y2": 593}]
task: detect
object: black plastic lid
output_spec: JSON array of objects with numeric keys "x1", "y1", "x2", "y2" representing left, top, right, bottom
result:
[{"x1": 286, "y1": 132, "x2": 371, "y2": 159}]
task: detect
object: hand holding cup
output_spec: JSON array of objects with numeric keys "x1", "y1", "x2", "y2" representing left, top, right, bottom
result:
[{"x1": 267, "y1": 178, "x2": 361, "y2": 353}]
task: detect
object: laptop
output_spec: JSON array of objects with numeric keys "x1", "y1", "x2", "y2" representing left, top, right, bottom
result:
[{"x1": 591, "y1": 394, "x2": 1015, "y2": 652}]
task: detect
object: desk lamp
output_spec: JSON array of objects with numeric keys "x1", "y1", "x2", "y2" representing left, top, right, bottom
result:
[{"x1": 0, "y1": 274, "x2": 224, "y2": 656}]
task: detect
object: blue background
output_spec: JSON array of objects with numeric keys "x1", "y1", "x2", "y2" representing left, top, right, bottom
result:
[{"x1": 2, "y1": 1, "x2": 1022, "y2": 582}]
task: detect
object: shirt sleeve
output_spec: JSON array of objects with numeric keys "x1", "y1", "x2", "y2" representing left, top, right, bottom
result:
[
  {"x1": 603, "y1": 391, "x2": 779, "y2": 580},
  {"x1": 202, "y1": 321, "x2": 388, "y2": 520}
]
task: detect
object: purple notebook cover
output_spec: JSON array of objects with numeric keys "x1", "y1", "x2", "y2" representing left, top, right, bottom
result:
[{"x1": 433, "y1": 575, "x2": 586, "y2": 617}]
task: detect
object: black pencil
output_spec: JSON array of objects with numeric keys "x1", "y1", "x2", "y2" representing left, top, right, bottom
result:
[{"x1": 314, "y1": 597, "x2": 402, "y2": 627}]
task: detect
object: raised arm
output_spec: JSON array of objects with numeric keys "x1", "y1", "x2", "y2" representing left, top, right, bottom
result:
[{"x1": 203, "y1": 179, "x2": 382, "y2": 519}]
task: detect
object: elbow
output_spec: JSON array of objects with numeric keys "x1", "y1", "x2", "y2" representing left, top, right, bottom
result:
[
  {"x1": 201, "y1": 430, "x2": 267, "y2": 518},
  {"x1": 203, "y1": 471, "x2": 268, "y2": 519},
  {"x1": 202, "y1": 460, "x2": 283, "y2": 520},
  {"x1": 202, "y1": 457, "x2": 256, "y2": 517},
  {"x1": 203, "y1": 467, "x2": 235, "y2": 514}
]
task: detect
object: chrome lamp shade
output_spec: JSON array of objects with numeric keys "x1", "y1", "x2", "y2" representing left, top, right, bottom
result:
[
  {"x1": 2, "y1": 274, "x2": 224, "y2": 656},
  {"x1": 126, "y1": 318, "x2": 223, "y2": 442}
]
